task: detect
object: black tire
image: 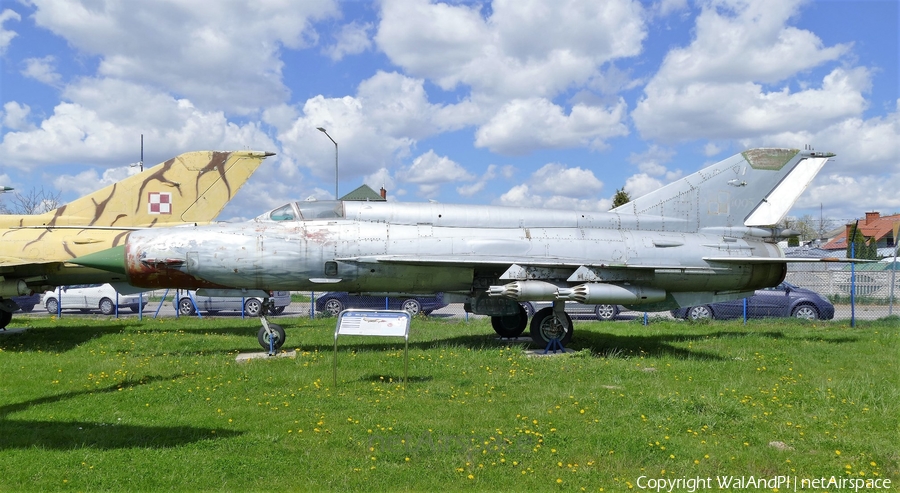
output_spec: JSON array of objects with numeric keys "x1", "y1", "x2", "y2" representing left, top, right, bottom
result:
[
  {"x1": 685, "y1": 305, "x2": 712, "y2": 320},
  {"x1": 529, "y1": 307, "x2": 573, "y2": 346},
  {"x1": 45, "y1": 298, "x2": 59, "y2": 314},
  {"x1": 594, "y1": 304, "x2": 618, "y2": 321},
  {"x1": 491, "y1": 304, "x2": 528, "y2": 338},
  {"x1": 791, "y1": 304, "x2": 819, "y2": 320},
  {"x1": 257, "y1": 323, "x2": 286, "y2": 350},
  {"x1": 269, "y1": 306, "x2": 286, "y2": 316},
  {"x1": 178, "y1": 298, "x2": 197, "y2": 316},
  {"x1": 401, "y1": 299, "x2": 422, "y2": 316},
  {"x1": 19, "y1": 304, "x2": 35, "y2": 313},
  {"x1": 99, "y1": 298, "x2": 115, "y2": 315},
  {"x1": 0, "y1": 310, "x2": 11, "y2": 329},
  {"x1": 322, "y1": 298, "x2": 344, "y2": 317},
  {"x1": 244, "y1": 298, "x2": 263, "y2": 317}
]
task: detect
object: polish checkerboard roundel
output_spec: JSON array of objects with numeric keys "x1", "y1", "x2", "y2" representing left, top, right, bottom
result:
[{"x1": 148, "y1": 192, "x2": 172, "y2": 214}]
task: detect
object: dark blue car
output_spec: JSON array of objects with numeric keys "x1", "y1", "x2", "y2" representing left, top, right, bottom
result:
[
  {"x1": 314, "y1": 292, "x2": 447, "y2": 317},
  {"x1": 671, "y1": 282, "x2": 834, "y2": 320}
]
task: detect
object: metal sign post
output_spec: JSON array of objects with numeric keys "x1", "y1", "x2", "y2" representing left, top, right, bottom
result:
[{"x1": 333, "y1": 310, "x2": 411, "y2": 386}]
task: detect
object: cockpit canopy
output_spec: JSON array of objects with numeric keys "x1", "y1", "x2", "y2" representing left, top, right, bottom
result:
[{"x1": 255, "y1": 200, "x2": 344, "y2": 222}]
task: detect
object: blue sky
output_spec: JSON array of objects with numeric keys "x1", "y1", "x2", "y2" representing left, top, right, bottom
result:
[{"x1": 1, "y1": 0, "x2": 897, "y2": 225}]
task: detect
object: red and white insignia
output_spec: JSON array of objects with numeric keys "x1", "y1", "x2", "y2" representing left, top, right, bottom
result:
[{"x1": 148, "y1": 192, "x2": 172, "y2": 214}]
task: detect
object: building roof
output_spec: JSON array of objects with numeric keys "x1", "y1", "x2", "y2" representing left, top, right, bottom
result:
[
  {"x1": 821, "y1": 212, "x2": 900, "y2": 250},
  {"x1": 340, "y1": 184, "x2": 385, "y2": 201}
]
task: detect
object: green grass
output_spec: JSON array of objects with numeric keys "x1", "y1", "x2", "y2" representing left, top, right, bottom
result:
[{"x1": 1, "y1": 315, "x2": 897, "y2": 492}]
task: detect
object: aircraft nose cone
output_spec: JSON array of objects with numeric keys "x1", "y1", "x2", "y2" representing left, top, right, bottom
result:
[{"x1": 70, "y1": 245, "x2": 127, "y2": 275}]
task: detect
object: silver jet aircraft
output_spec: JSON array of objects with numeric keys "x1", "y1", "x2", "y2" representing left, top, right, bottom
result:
[{"x1": 74, "y1": 148, "x2": 839, "y2": 349}]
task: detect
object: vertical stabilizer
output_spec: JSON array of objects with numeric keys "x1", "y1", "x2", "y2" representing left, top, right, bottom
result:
[
  {"x1": 612, "y1": 148, "x2": 833, "y2": 233},
  {"x1": 7, "y1": 150, "x2": 271, "y2": 229}
]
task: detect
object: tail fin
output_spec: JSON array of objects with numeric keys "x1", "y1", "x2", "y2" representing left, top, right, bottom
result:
[
  {"x1": 18, "y1": 150, "x2": 272, "y2": 228},
  {"x1": 612, "y1": 148, "x2": 833, "y2": 233}
]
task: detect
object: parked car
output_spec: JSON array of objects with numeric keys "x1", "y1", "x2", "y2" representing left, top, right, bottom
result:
[
  {"x1": 176, "y1": 290, "x2": 292, "y2": 316},
  {"x1": 11, "y1": 293, "x2": 40, "y2": 312},
  {"x1": 519, "y1": 301, "x2": 622, "y2": 321},
  {"x1": 671, "y1": 282, "x2": 834, "y2": 320},
  {"x1": 314, "y1": 292, "x2": 447, "y2": 317},
  {"x1": 42, "y1": 284, "x2": 148, "y2": 315}
]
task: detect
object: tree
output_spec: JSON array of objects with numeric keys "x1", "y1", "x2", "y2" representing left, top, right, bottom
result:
[
  {"x1": 0, "y1": 188, "x2": 61, "y2": 214},
  {"x1": 846, "y1": 223, "x2": 880, "y2": 260},
  {"x1": 611, "y1": 188, "x2": 631, "y2": 209}
]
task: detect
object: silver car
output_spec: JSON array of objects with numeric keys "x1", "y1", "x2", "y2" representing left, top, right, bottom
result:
[{"x1": 176, "y1": 290, "x2": 292, "y2": 316}]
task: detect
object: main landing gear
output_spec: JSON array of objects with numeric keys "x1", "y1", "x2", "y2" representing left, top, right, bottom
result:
[
  {"x1": 255, "y1": 298, "x2": 286, "y2": 354},
  {"x1": 490, "y1": 302, "x2": 573, "y2": 347}
]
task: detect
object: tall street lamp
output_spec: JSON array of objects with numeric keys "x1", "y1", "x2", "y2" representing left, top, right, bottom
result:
[{"x1": 316, "y1": 127, "x2": 338, "y2": 199}]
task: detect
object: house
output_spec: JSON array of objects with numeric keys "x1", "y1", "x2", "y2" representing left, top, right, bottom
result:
[
  {"x1": 821, "y1": 211, "x2": 899, "y2": 252},
  {"x1": 340, "y1": 184, "x2": 387, "y2": 201}
]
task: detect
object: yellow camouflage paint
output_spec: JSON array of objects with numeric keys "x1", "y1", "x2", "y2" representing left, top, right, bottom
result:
[{"x1": 0, "y1": 150, "x2": 271, "y2": 295}]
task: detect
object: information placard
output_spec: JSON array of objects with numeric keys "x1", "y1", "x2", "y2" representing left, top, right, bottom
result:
[{"x1": 334, "y1": 310, "x2": 412, "y2": 385}]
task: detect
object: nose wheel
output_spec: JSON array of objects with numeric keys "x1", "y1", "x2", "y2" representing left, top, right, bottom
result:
[{"x1": 255, "y1": 298, "x2": 286, "y2": 354}]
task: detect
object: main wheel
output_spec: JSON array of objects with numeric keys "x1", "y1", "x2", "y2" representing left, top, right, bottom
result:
[
  {"x1": 491, "y1": 304, "x2": 528, "y2": 338},
  {"x1": 178, "y1": 298, "x2": 197, "y2": 316},
  {"x1": 257, "y1": 324, "x2": 286, "y2": 350},
  {"x1": 594, "y1": 304, "x2": 619, "y2": 321},
  {"x1": 45, "y1": 298, "x2": 59, "y2": 314},
  {"x1": 529, "y1": 307, "x2": 573, "y2": 346},
  {"x1": 0, "y1": 310, "x2": 11, "y2": 329},
  {"x1": 401, "y1": 299, "x2": 422, "y2": 316},
  {"x1": 244, "y1": 298, "x2": 263, "y2": 317},
  {"x1": 792, "y1": 304, "x2": 819, "y2": 320},
  {"x1": 322, "y1": 298, "x2": 344, "y2": 317},
  {"x1": 99, "y1": 297, "x2": 115, "y2": 315},
  {"x1": 685, "y1": 305, "x2": 712, "y2": 320}
]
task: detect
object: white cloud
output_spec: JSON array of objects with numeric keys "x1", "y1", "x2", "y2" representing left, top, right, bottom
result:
[
  {"x1": 50, "y1": 165, "x2": 134, "y2": 198},
  {"x1": 496, "y1": 160, "x2": 609, "y2": 210},
  {"x1": 396, "y1": 150, "x2": 475, "y2": 196},
  {"x1": 628, "y1": 145, "x2": 675, "y2": 176},
  {"x1": 475, "y1": 98, "x2": 629, "y2": 155},
  {"x1": 1, "y1": 102, "x2": 34, "y2": 131},
  {"x1": 623, "y1": 173, "x2": 664, "y2": 199},
  {"x1": 22, "y1": 56, "x2": 63, "y2": 87},
  {"x1": 633, "y1": 0, "x2": 860, "y2": 143},
  {"x1": 0, "y1": 8, "x2": 20, "y2": 54},
  {"x1": 376, "y1": 0, "x2": 646, "y2": 101},
  {"x1": 28, "y1": 0, "x2": 340, "y2": 114},
  {"x1": 657, "y1": 0, "x2": 849, "y2": 86},
  {"x1": 323, "y1": 21, "x2": 373, "y2": 60},
  {"x1": 0, "y1": 79, "x2": 277, "y2": 170},
  {"x1": 276, "y1": 71, "x2": 476, "y2": 184}
]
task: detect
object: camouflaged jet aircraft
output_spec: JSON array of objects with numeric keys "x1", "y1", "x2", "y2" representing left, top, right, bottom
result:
[
  {"x1": 0, "y1": 150, "x2": 273, "y2": 330},
  {"x1": 74, "y1": 148, "x2": 843, "y2": 350}
]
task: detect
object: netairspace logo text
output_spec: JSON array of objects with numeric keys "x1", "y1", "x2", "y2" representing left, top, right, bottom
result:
[{"x1": 636, "y1": 475, "x2": 893, "y2": 492}]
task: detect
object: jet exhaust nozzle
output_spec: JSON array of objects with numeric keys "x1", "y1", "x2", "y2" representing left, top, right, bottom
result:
[
  {"x1": 487, "y1": 280, "x2": 560, "y2": 300},
  {"x1": 560, "y1": 283, "x2": 666, "y2": 305}
]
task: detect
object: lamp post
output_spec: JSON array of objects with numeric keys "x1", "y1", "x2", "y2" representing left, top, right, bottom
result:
[{"x1": 316, "y1": 127, "x2": 338, "y2": 199}]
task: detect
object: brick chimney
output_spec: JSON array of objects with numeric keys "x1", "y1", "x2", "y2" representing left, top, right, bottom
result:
[
  {"x1": 380, "y1": 186, "x2": 387, "y2": 199},
  {"x1": 864, "y1": 211, "x2": 880, "y2": 224}
]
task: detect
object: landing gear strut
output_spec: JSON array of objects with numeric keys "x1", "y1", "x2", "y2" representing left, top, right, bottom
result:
[{"x1": 255, "y1": 298, "x2": 285, "y2": 353}]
